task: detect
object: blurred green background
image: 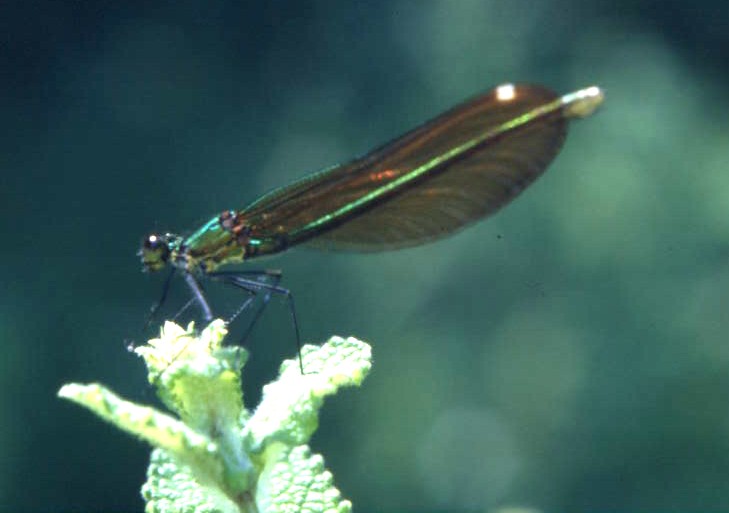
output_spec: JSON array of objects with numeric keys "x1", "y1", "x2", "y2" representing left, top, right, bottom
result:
[{"x1": 3, "y1": 1, "x2": 729, "y2": 511}]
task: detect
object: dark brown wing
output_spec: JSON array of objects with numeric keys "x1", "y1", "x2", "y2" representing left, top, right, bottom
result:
[{"x1": 239, "y1": 84, "x2": 577, "y2": 251}]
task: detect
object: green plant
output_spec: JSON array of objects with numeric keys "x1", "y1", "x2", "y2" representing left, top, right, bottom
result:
[{"x1": 58, "y1": 319, "x2": 372, "y2": 513}]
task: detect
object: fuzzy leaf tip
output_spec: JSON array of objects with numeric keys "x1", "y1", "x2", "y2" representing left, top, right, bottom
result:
[
  {"x1": 244, "y1": 336, "x2": 372, "y2": 453},
  {"x1": 59, "y1": 321, "x2": 372, "y2": 513}
]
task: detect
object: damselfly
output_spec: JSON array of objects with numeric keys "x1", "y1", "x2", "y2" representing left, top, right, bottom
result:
[{"x1": 140, "y1": 83, "x2": 604, "y2": 355}]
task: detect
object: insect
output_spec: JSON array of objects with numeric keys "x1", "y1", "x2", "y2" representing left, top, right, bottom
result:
[{"x1": 140, "y1": 83, "x2": 603, "y2": 351}]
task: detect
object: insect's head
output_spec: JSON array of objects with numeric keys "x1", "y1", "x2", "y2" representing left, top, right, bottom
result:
[{"x1": 139, "y1": 233, "x2": 180, "y2": 272}]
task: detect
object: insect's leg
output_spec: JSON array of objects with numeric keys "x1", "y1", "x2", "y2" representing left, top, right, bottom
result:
[
  {"x1": 172, "y1": 296, "x2": 198, "y2": 322},
  {"x1": 214, "y1": 271, "x2": 279, "y2": 341},
  {"x1": 210, "y1": 270, "x2": 280, "y2": 337},
  {"x1": 211, "y1": 269, "x2": 283, "y2": 278},
  {"x1": 228, "y1": 293, "x2": 257, "y2": 325},
  {"x1": 144, "y1": 268, "x2": 177, "y2": 330},
  {"x1": 211, "y1": 270, "x2": 304, "y2": 373},
  {"x1": 183, "y1": 272, "x2": 214, "y2": 322},
  {"x1": 283, "y1": 289, "x2": 303, "y2": 373}
]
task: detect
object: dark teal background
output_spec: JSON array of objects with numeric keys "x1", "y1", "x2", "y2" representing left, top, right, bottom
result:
[{"x1": 3, "y1": 1, "x2": 729, "y2": 512}]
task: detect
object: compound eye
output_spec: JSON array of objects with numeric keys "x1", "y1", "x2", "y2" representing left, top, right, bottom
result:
[
  {"x1": 140, "y1": 233, "x2": 170, "y2": 272},
  {"x1": 144, "y1": 234, "x2": 163, "y2": 250}
]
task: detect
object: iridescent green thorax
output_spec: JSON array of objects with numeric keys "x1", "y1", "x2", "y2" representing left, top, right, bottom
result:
[
  {"x1": 168, "y1": 210, "x2": 289, "y2": 273},
  {"x1": 175, "y1": 214, "x2": 243, "y2": 273}
]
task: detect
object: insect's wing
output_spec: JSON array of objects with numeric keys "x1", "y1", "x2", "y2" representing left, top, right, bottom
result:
[{"x1": 241, "y1": 84, "x2": 592, "y2": 250}]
